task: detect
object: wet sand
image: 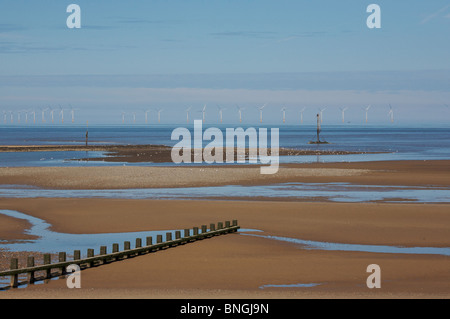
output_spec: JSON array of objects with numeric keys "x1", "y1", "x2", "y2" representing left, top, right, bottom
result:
[
  {"x1": 0, "y1": 144, "x2": 380, "y2": 163},
  {"x1": 0, "y1": 159, "x2": 449, "y2": 299},
  {"x1": 0, "y1": 198, "x2": 449, "y2": 299}
]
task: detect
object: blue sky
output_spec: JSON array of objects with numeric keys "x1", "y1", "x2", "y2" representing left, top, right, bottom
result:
[{"x1": 0, "y1": 0, "x2": 449, "y2": 125}]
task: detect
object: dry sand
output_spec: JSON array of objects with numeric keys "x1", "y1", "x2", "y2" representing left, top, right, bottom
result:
[
  {"x1": 0, "y1": 165, "x2": 369, "y2": 189},
  {"x1": 0, "y1": 160, "x2": 449, "y2": 190},
  {"x1": 0, "y1": 160, "x2": 449, "y2": 299}
]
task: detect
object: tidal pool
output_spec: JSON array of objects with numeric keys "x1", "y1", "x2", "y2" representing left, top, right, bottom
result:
[
  {"x1": 240, "y1": 233, "x2": 450, "y2": 256},
  {"x1": 0, "y1": 182, "x2": 449, "y2": 203}
]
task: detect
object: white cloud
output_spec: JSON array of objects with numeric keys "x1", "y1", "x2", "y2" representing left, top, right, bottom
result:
[{"x1": 421, "y1": 4, "x2": 450, "y2": 24}]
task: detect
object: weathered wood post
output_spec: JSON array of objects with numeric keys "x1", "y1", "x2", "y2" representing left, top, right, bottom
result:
[
  {"x1": 225, "y1": 221, "x2": 231, "y2": 228},
  {"x1": 210, "y1": 223, "x2": 216, "y2": 231},
  {"x1": 166, "y1": 232, "x2": 172, "y2": 242},
  {"x1": 43, "y1": 254, "x2": 52, "y2": 279},
  {"x1": 201, "y1": 225, "x2": 207, "y2": 234},
  {"x1": 232, "y1": 220, "x2": 238, "y2": 232},
  {"x1": 218, "y1": 222, "x2": 223, "y2": 230},
  {"x1": 146, "y1": 236, "x2": 152, "y2": 246},
  {"x1": 59, "y1": 252, "x2": 67, "y2": 276},
  {"x1": 193, "y1": 227, "x2": 199, "y2": 236},
  {"x1": 74, "y1": 250, "x2": 81, "y2": 261},
  {"x1": 111, "y1": 243, "x2": 118, "y2": 261},
  {"x1": 175, "y1": 231, "x2": 181, "y2": 239},
  {"x1": 124, "y1": 241, "x2": 131, "y2": 258},
  {"x1": 157, "y1": 234, "x2": 163, "y2": 244},
  {"x1": 135, "y1": 238, "x2": 142, "y2": 255},
  {"x1": 100, "y1": 246, "x2": 107, "y2": 263},
  {"x1": 10, "y1": 258, "x2": 18, "y2": 288},
  {"x1": 27, "y1": 256, "x2": 35, "y2": 284},
  {"x1": 184, "y1": 229, "x2": 190, "y2": 238},
  {"x1": 87, "y1": 249, "x2": 94, "y2": 267}
]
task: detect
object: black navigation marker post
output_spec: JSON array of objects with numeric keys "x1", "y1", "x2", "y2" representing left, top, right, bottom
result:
[{"x1": 85, "y1": 120, "x2": 89, "y2": 147}]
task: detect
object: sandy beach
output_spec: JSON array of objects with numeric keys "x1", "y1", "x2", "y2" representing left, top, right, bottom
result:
[
  {"x1": 0, "y1": 160, "x2": 449, "y2": 189},
  {"x1": 0, "y1": 159, "x2": 449, "y2": 299}
]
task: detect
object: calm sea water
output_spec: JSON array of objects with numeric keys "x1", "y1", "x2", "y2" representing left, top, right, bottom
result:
[{"x1": 0, "y1": 124, "x2": 449, "y2": 166}]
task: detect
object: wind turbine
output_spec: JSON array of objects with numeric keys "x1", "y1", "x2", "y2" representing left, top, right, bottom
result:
[
  {"x1": 144, "y1": 109, "x2": 151, "y2": 124},
  {"x1": 201, "y1": 104, "x2": 207, "y2": 123},
  {"x1": 49, "y1": 107, "x2": 55, "y2": 124},
  {"x1": 299, "y1": 107, "x2": 306, "y2": 124},
  {"x1": 339, "y1": 107, "x2": 348, "y2": 123},
  {"x1": 121, "y1": 112, "x2": 126, "y2": 124},
  {"x1": 2, "y1": 111, "x2": 6, "y2": 124},
  {"x1": 362, "y1": 105, "x2": 371, "y2": 123},
  {"x1": 319, "y1": 107, "x2": 327, "y2": 123},
  {"x1": 281, "y1": 106, "x2": 287, "y2": 124},
  {"x1": 40, "y1": 107, "x2": 47, "y2": 123},
  {"x1": 58, "y1": 105, "x2": 65, "y2": 124},
  {"x1": 132, "y1": 111, "x2": 136, "y2": 124},
  {"x1": 236, "y1": 105, "x2": 245, "y2": 123},
  {"x1": 157, "y1": 108, "x2": 163, "y2": 123},
  {"x1": 30, "y1": 109, "x2": 36, "y2": 124},
  {"x1": 217, "y1": 105, "x2": 225, "y2": 124},
  {"x1": 258, "y1": 103, "x2": 267, "y2": 123},
  {"x1": 388, "y1": 104, "x2": 394, "y2": 123},
  {"x1": 9, "y1": 111, "x2": 13, "y2": 124},
  {"x1": 69, "y1": 104, "x2": 79, "y2": 123},
  {"x1": 185, "y1": 106, "x2": 192, "y2": 124}
]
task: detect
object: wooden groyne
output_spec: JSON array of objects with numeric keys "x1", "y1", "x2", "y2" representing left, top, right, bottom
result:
[{"x1": 0, "y1": 220, "x2": 239, "y2": 289}]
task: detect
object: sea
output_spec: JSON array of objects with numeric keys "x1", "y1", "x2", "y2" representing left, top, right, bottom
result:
[{"x1": 0, "y1": 124, "x2": 449, "y2": 167}]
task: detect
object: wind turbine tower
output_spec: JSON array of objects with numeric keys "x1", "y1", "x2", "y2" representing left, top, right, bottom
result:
[
  {"x1": 236, "y1": 105, "x2": 245, "y2": 123},
  {"x1": 41, "y1": 107, "x2": 47, "y2": 123},
  {"x1": 201, "y1": 104, "x2": 207, "y2": 123},
  {"x1": 281, "y1": 106, "x2": 286, "y2": 124},
  {"x1": 364, "y1": 105, "x2": 371, "y2": 123},
  {"x1": 31, "y1": 110, "x2": 36, "y2": 124},
  {"x1": 185, "y1": 107, "x2": 192, "y2": 124},
  {"x1": 145, "y1": 109, "x2": 151, "y2": 124},
  {"x1": 340, "y1": 107, "x2": 348, "y2": 123},
  {"x1": 157, "y1": 108, "x2": 163, "y2": 123},
  {"x1": 217, "y1": 105, "x2": 225, "y2": 124},
  {"x1": 299, "y1": 107, "x2": 306, "y2": 124},
  {"x1": 388, "y1": 104, "x2": 394, "y2": 123},
  {"x1": 49, "y1": 107, "x2": 55, "y2": 124},
  {"x1": 69, "y1": 105, "x2": 78, "y2": 123},
  {"x1": 258, "y1": 104, "x2": 266, "y2": 123},
  {"x1": 59, "y1": 105, "x2": 64, "y2": 124}
]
